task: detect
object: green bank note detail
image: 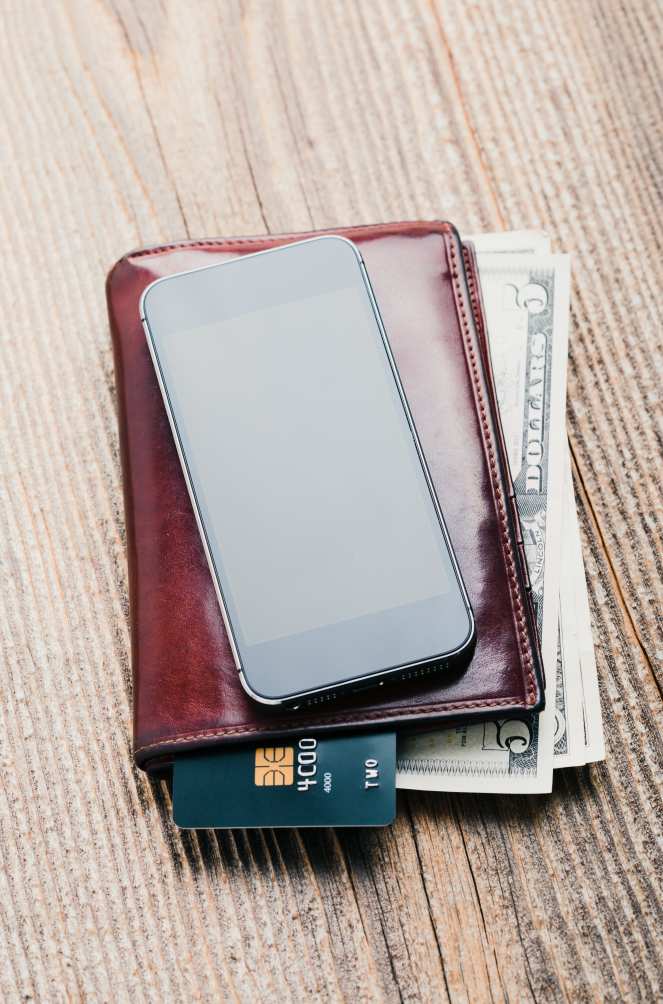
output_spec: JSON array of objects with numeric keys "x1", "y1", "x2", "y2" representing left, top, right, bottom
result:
[{"x1": 173, "y1": 731, "x2": 396, "y2": 829}]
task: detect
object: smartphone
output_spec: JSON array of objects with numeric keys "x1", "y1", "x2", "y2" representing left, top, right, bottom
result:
[{"x1": 141, "y1": 236, "x2": 474, "y2": 705}]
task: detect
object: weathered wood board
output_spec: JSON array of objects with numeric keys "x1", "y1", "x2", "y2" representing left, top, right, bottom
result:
[{"x1": 0, "y1": 1, "x2": 660, "y2": 1000}]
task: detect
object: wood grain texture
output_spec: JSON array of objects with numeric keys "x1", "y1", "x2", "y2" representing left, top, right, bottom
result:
[{"x1": 0, "y1": 1, "x2": 661, "y2": 1001}]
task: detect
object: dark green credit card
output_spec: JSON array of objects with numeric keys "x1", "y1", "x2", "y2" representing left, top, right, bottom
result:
[{"x1": 172, "y1": 731, "x2": 396, "y2": 829}]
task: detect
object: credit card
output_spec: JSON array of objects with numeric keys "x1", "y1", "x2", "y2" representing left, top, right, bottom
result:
[{"x1": 172, "y1": 731, "x2": 396, "y2": 829}]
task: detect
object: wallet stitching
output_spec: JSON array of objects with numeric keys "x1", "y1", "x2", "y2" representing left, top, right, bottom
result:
[
  {"x1": 126, "y1": 222, "x2": 536, "y2": 763},
  {"x1": 134, "y1": 695, "x2": 524, "y2": 758},
  {"x1": 462, "y1": 248, "x2": 534, "y2": 677},
  {"x1": 463, "y1": 244, "x2": 539, "y2": 661},
  {"x1": 124, "y1": 220, "x2": 452, "y2": 261},
  {"x1": 445, "y1": 236, "x2": 536, "y2": 702},
  {"x1": 452, "y1": 239, "x2": 535, "y2": 699}
]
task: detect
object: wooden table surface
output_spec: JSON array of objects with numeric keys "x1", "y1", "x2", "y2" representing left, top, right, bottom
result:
[{"x1": 1, "y1": 2, "x2": 661, "y2": 1001}]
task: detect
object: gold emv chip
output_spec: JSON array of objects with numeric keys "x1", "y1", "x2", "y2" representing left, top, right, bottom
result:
[{"x1": 254, "y1": 746, "x2": 295, "y2": 786}]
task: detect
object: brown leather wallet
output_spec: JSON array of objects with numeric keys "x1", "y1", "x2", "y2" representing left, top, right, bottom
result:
[{"x1": 106, "y1": 221, "x2": 544, "y2": 774}]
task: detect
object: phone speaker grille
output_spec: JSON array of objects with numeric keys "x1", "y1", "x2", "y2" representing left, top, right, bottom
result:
[
  {"x1": 398, "y1": 660, "x2": 449, "y2": 683},
  {"x1": 303, "y1": 660, "x2": 449, "y2": 708},
  {"x1": 304, "y1": 690, "x2": 338, "y2": 707}
]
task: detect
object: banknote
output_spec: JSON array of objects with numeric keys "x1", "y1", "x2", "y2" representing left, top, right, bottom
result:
[
  {"x1": 478, "y1": 234, "x2": 603, "y2": 764},
  {"x1": 563, "y1": 456, "x2": 605, "y2": 763},
  {"x1": 464, "y1": 229, "x2": 551, "y2": 255},
  {"x1": 555, "y1": 454, "x2": 587, "y2": 766},
  {"x1": 469, "y1": 232, "x2": 594, "y2": 765},
  {"x1": 467, "y1": 232, "x2": 599, "y2": 769},
  {"x1": 397, "y1": 251, "x2": 570, "y2": 793}
]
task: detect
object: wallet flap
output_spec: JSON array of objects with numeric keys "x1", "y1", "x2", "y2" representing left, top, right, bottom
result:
[{"x1": 106, "y1": 221, "x2": 544, "y2": 772}]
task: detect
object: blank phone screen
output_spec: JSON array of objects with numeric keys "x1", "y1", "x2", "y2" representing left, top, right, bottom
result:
[{"x1": 145, "y1": 237, "x2": 469, "y2": 699}]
